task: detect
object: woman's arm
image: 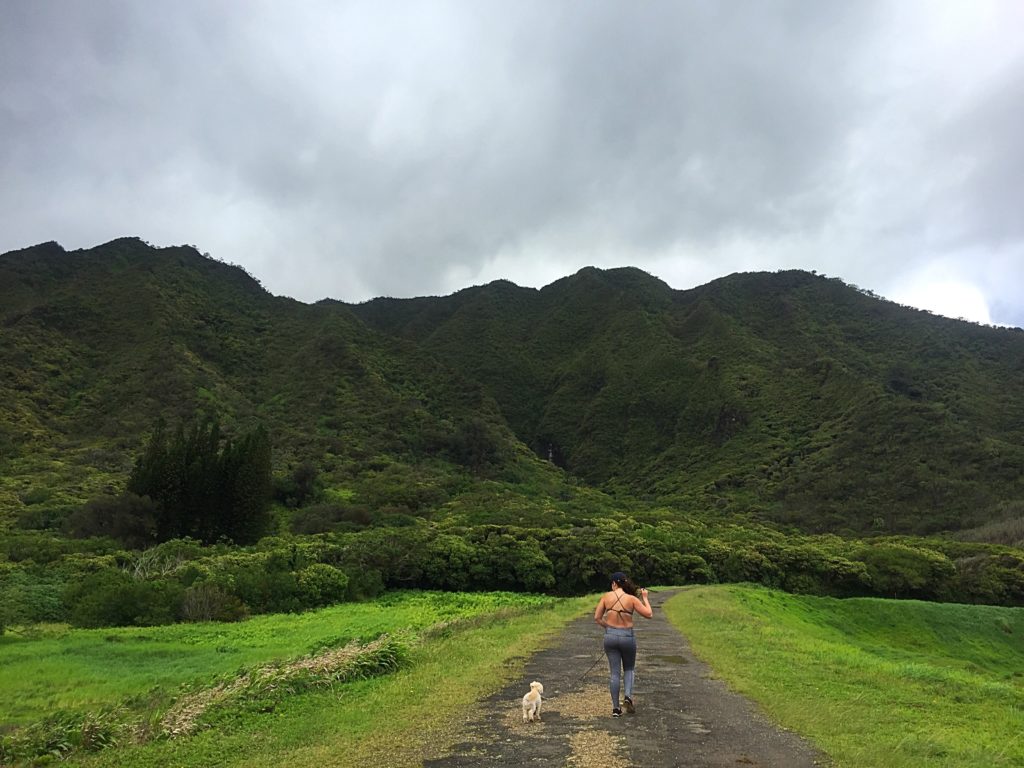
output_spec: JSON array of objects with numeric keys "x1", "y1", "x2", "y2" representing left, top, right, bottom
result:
[
  {"x1": 633, "y1": 588, "x2": 654, "y2": 619},
  {"x1": 594, "y1": 596, "x2": 609, "y2": 628}
]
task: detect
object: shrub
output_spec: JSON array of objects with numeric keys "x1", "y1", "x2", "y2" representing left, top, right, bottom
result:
[
  {"x1": 715, "y1": 546, "x2": 782, "y2": 586},
  {"x1": 134, "y1": 579, "x2": 186, "y2": 625},
  {"x1": 289, "y1": 503, "x2": 369, "y2": 534},
  {"x1": 448, "y1": 419, "x2": 502, "y2": 474},
  {"x1": 64, "y1": 570, "x2": 183, "y2": 628},
  {"x1": 20, "y1": 487, "x2": 52, "y2": 505},
  {"x1": 176, "y1": 562, "x2": 213, "y2": 587},
  {"x1": 296, "y1": 563, "x2": 349, "y2": 607},
  {"x1": 950, "y1": 552, "x2": 1024, "y2": 606},
  {"x1": 15, "y1": 504, "x2": 75, "y2": 531},
  {"x1": 0, "y1": 568, "x2": 66, "y2": 627},
  {"x1": 180, "y1": 582, "x2": 248, "y2": 622},
  {"x1": 346, "y1": 568, "x2": 385, "y2": 600},
  {"x1": 0, "y1": 591, "x2": 23, "y2": 635},
  {"x1": 1, "y1": 532, "x2": 75, "y2": 563},
  {"x1": 674, "y1": 554, "x2": 715, "y2": 584},
  {"x1": 858, "y1": 543, "x2": 955, "y2": 599},
  {"x1": 423, "y1": 534, "x2": 481, "y2": 591},
  {"x1": 64, "y1": 494, "x2": 158, "y2": 548},
  {"x1": 149, "y1": 537, "x2": 207, "y2": 562},
  {"x1": 291, "y1": 460, "x2": 320, "y2": 507},
  {"x1": 211, "y1": 561, "x2": 301, "y2": 614}
]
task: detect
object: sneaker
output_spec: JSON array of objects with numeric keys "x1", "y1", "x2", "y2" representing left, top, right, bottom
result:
[
  {"x1": 623, "y1": 696, "x2": 635, "y2": 714},
  {"x1": 612, "y1": 708, "x2": 622, "y2": 718}
]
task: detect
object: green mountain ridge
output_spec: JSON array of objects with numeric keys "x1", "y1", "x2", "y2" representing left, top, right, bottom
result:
[
  {"x1": 352, "y1": 265, "x2": 1024, "y2": 534},
  {"x1": 0, "y1": 238, "x2": 565, "y2": 528},
  {"x1": 2, "y1": 239, "x2": 1023, "y2": 536}
]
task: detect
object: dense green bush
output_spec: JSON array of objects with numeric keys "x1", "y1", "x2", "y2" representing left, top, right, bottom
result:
[
  {"x1": 296, "y1": 563, "x2": 350, "y2": 607},
  {"x1": 289, "y1": 503, "x2": 371, "y2": 534},
  {"x1": 180, "y1": 582, "x2": 248, "y2": 622},
  {"x1": 858, "y1": 543, "x2": 955, "y2": 599},
  {"x1": 947, "y1": 551, "x2": 1024, "y2": 605},
  {"x1": 274, "y1": 459, "x2": 321, "y2": 508},
  {"x1": 212, "y1": 558, "x2": 302, "y2": 614},
  {"x1": 2, "y1": 532, "x2": 80, "y2": 564},
  {"x1": 15, "y1": 504, "x2": 75, "y2": 531},
  {"x1": 64, "y1": 571, "x2": 184, "y2": 628},
  {"x1": 3, "y1": 512, "x2": 1023, "y2": 631},
  {"x1": 448, "y1": 419, "x2": 503, "y2": 473},
  {"x1": 0, "y1": 567, "x2": 65, "y2": 629},
  {"x1": 64, "y1": 493, "x2": 158, "y2": 548}
]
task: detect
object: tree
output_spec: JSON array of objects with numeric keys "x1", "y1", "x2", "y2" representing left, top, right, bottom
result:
[
  {"x1": 291, "y1": 460, "x2": 320, "y2": 507},
  {"x1": 128, "y1": 417, "x2": 272, "y2": 544},
  {"x1": 64, "y1": 493, "x2": 158, "y2": 548},
  {"x1": 859, "y1": 544, "x2": 955, "y2": 599},
  {"x1": 450, "y1": 419, "x2": 500, "y2": 474},
  {"x1": 219, "y1": 425, "x2": 273, "y2": 543}
]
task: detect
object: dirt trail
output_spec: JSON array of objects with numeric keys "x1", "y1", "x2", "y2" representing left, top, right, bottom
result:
[{"x1": 424, "y1": 590, "x2": 827, "y2": 767}]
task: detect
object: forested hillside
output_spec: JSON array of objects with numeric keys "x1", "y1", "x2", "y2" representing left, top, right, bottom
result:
[
  {"x1": 0, "y1": 238, "x2": 573, "y2": 532},
  {"x1": 354, "y1": 267, "x2": 1024, "y2": 534},
  {"x1": 2, "y1": 238, "x2": 1024, "y2": 537}
]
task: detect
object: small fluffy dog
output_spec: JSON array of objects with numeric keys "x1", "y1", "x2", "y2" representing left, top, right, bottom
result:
[{"x1": 521, "y1": 681, "x2": 544, "y2": 722}]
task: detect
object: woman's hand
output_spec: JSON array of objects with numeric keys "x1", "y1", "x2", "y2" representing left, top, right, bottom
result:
[{"x1": 636, "y1": 587, "x2": 654, "y2": 618}]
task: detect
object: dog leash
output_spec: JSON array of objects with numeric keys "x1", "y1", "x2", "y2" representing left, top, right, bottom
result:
[{"x1": 577, "y1": 647, "x2": 605, "y2": 684}]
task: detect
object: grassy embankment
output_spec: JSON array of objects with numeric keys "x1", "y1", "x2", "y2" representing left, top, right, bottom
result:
[
  {"x1": 1, "y1": 591, "x2": 592, "y2": 767},
  {"x1": 665, "y1": 585, "x2": 1024, "y2": 768}
]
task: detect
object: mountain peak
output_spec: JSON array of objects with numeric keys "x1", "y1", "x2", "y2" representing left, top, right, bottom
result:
[
  {"x1": 544, "y1": 265, "x2": 670, "y2": 292},
  {"x1": 0, "y1": 240, "x2": 66, "y2": 262}
]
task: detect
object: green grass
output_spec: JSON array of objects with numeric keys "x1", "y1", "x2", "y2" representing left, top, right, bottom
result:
[
  {"x1": 665, "y1": 585, "x2": 1024, "y2": 768},
  {"x1": 70, "y1": 595, "x2": 592, "y2": 768},
  {"x1": 0, "y1": 591, "x2": 552, "y2": 728}
]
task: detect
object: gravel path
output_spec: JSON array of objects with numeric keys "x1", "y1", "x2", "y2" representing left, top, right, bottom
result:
[{"x1": 424, "y1": 590, "x2": 828, "y2": 767}]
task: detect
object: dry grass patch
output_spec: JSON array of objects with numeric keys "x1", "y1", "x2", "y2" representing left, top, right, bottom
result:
[{"x1": 160, "y1": 635, "x2": 402, "y2": 737}]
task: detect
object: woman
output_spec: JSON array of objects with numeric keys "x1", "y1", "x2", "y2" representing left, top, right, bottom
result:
[{"x1": 593, "y1": 571, "x2": 653, "y2": 716}]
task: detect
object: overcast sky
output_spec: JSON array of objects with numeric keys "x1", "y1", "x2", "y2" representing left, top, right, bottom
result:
[{"x1": 2, "y1": 1, "x2": 1022, "y2": 327}]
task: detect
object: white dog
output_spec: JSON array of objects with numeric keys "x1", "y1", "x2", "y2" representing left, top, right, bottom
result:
[{"x1": 522, "y1": 681, "x2": 544, "y2": 722}]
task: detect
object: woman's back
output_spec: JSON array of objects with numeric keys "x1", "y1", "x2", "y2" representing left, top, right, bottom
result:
[
  {"x1": 601, "y1": 589, "x2": 637, "y2": 628},
  {"x1": 594, "y1": 572, "x2": 653, "y2": 717}
]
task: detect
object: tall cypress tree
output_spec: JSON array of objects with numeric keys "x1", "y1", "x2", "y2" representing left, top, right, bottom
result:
[
  {"x1": 127, "y1": 419, "x2": 179, "y2": 540},
  {"x1": 225, "y1": 425, "x2": 272, "y2": 543},
  {"x1": 128, "y1": 417, "x2": 272, "y2": 544}
]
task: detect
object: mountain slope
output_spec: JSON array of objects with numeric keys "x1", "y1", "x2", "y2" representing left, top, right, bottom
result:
[
  {"x1": 3, "y1": 240, "x2": 1022, "y2": 536},
  {"x1": 353, "y1": 268, "x2": 1024, "y2": 534},
  {"x1": 0, "y1": 239, "x2": 563, "y2": 522}
]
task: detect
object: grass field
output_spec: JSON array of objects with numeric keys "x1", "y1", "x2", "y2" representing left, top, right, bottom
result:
[
  {"x1": 665, "y1": 585, "x2": 1024, "y2": 768},
  {"x1": 0, "y1": 591, "x2": 554, "y2": 728},
  {"x1": 0, "y1": 591, "x2": 592, "y2": 766},
  {"x1": 69, "y1": 594, "x2": 592, "y2": 768}
]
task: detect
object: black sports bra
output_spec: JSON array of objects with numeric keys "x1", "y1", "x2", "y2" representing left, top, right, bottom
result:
[{"x1": 607, "y1": 589, "x2": 634, "y2": 618}]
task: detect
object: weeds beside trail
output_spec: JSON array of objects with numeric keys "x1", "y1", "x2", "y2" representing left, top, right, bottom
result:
[
  {"x1": 665, "y1": 585, "x2": 1024, "y2": 768},
  {"x1": 159, "y1": 633, "x2": 409, "y2": 738},
  {"x1": 65, "y1": 596, "x2": 593, "y2": 768},
  {"x1": 0, "y1": 591, "x2": 552, "y2": 728},
  {"x1": 0, "y1": 591, "x2": 574, "y2": 767},
  {"x1": 0, "y1": 634, "x2": 409, "y2": 764}
]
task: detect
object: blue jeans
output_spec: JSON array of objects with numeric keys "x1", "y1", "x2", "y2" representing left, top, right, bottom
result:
[{"x1": 603, "y1": 627, "x2": 637, "y2": 707}]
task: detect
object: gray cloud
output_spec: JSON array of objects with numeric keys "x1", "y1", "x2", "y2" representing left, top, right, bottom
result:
[{"x1": 1, "y1": 1, "x2": 1022, "y2": 326}]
